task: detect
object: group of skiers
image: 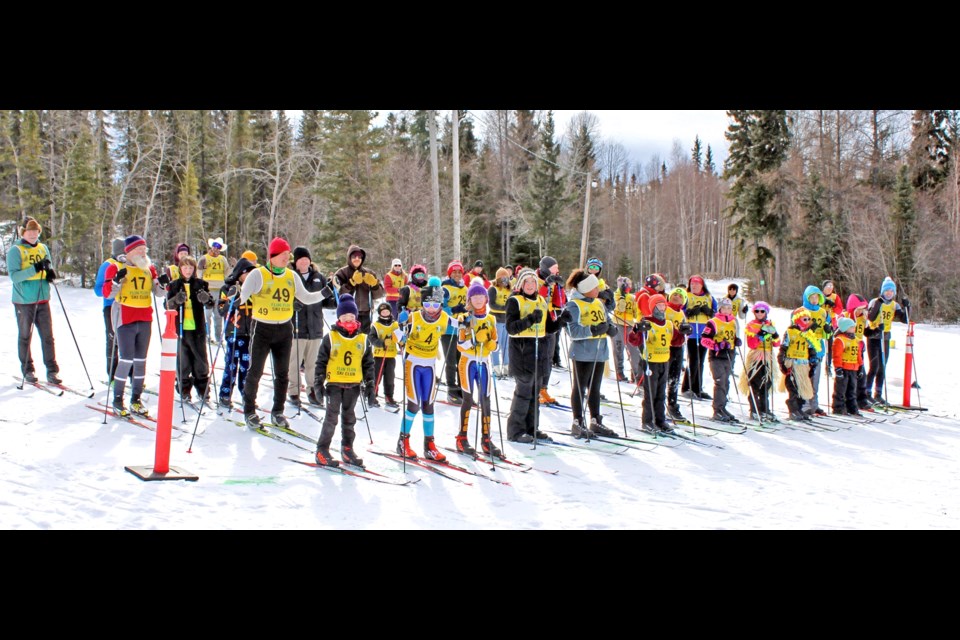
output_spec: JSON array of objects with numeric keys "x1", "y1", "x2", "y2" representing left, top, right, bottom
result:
[{"x1": 7, "y1": 219, "x2": 912, "y2": 469}]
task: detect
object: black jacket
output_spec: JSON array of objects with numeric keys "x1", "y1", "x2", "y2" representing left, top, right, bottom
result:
[
  {"x1": 314, "y1": 323, "x2": 376, "y2": 390},
  {"x1": 505, "y1": 291, "x2": 561, "y2": 377},
  {"x1": 333, "y1": 244, "x2": 383, "y2": 314},
  {"x1": 293, "y1": 265, "x2": 331, "y2": 339},
  {"x1": 165, "y1": 276, "x2": 214, "y2": 336}
]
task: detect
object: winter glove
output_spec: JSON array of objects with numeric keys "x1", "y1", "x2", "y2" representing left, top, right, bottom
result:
[
  {"x1": 734, "y1": 337, "x2": 742, "y2": 347},
  {"x1": 45, "y1": 268, "x2": 57, "y2": 281},
  {"x1": 197, "y1": 289, "x2": 212, "y2": 305},
  {"x1": 320, "y1": 285, "x2": 334, "y2": 299},
  {"x1": 315, "y1": 383, "x2": 326, "y2": 400},
  {"x1": 606, "y1": 323, "x2": 618, "y2": 337},
  {"x1": 172, "y1": 290, "x2": 187, "y2": 306},
  {"x1": 557, "y1": 308, "x2": 573, "y2": 327},
  {"x1": 902, "y1": 297, "x2": 911, "y2": 312},
  {"x1": 742, "y1": 303, "x2": 749, "y2": 314},
  {"x1": 527, "y1": 309, "x2": 544, "y2": 325},
  {"x1": 590, "y1": 322, "x2": 610, "y2": 337},
  {"x1": 546, "y1": 274, "x2": 564, "y2": 286},
  {"x1": 112, "y1": 267, "x2": 128, "y2": 284},
  {"x1": 635, "y1": 319, "x2": 652, "y2": 332},
  {"x1": 34, "y1": 258, "x2": 52, "y2": 273},
  {"x1": 475, "y1": 328, "x2": 490, "y2": 343},
  {"x1": 451, "y1": 304, "x2": 467, "y2": 316},
  {"x1": 823, "y1": 323, "x2": 834, "y2": 337},
  {"x1": 761, "y1": 323, "x2": 777, "y2": 334},
  {"x1": 619, "y1": 283, "x2": 628, "y2": 294},
  {"x1": 834, "y1": 369, "x2": 845, "y2": 380},
  {"x1": 349, "y1": 270, "x2": 364, "y2": 286},
  {"x1": 363, "y1": 272, "x2": 379, "y2": 287},
  {"x1": 398, "y1": 310, "x2": 409, "y2": 324},
  {"x1": 678, "y1": 322, "x2": 692, "y2": 335},
  {"x1": 857, "y1": 369, "x2": 864, "y2": 380},
  {"x1": 158, "y1": 273, "x2": 172, "y2": 287},
  {"x1": 717, "y1": 340, "x2": 731, "y2": 351},
  {"x1": 224, "y1": 285, "x2": 239, "y2": 298},
  {"x1": 598, "y1": 289, "x2": 614, "y2": 306}
]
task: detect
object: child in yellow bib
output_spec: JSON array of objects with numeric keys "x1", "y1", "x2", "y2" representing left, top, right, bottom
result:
[{"x1": 312, "y1": 293, "x2": 374, "y2": 468}]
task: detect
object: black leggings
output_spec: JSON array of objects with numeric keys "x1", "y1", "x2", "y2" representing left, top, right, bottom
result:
[
  {"x1": 570, "y1": 360, "x2": 604, "y2": 425},
  {"x1": 243, "y1": 320, "x2": 293, "y2": 414}
]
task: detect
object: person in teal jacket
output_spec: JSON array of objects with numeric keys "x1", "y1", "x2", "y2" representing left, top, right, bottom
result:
[{"x1": 7, "y1": 217, "x2": 60, "y2": 384}]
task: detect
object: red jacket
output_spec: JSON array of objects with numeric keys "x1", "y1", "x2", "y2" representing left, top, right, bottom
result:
[{"x1": 103, "y1": 262, "x2": 160, "y2": 326}]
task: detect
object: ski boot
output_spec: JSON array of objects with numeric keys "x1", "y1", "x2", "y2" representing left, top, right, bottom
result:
[
  {"x1": 341, "y1": 445, "x2": 363, "y2": 468},
  {"x1": 571, "y1": 418, "x2": 591, "y2": 439},
  {"x1": 270, "y1": 412, "x2": 290, "y2": 428},
  {"x1": 397, "y1": 433, "x2": 417, "y2": 459},
  {"x1": 47, "y1": 372, "x2": 63, "y2": 385},
  {"x1": 481, "y1": 436, "x2": 504, "y2": 460},
  {"x1": 315, "y1": 447, "x2": 340, "y2": 468},
  {"x1": 455, "y1": 434, "x2": 477, "y2": 456},
  {"x1": 384, "y1": 396, "x2": 400, "y2": 410},
  {"x1": 245, "y1": 411, "x2": 262, "y2": 429},
  {"x1": 667, "y1": 404, "x2": 686, "y2": 421},
  {"x1": 539, "y1": 388, "x2": 557, "y2": 405},
  {"x1": 130, "y1": 395, "x2": 149, "y2": 416},
  {"x1": 424, "y1": 436, "x2": 446, "y2": 462},
  {"x1": 112, "y1": 396, "x2": 129, "y2": 417},
  {"x1": 589, "y1": 417, "x2": 618, "y2": 438}
]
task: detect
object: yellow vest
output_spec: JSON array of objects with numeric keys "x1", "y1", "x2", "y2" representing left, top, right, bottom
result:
[
  {"x1": 808, "y1": 306, "x2": 829, "y2": 340},
  {"x1": 491, "y1": 286, "x2": 511, "y2": 316},
  {"x1": 116, "y1": 265, "x2": 154, "y2": 308},
  {"x1": 712, "y1": 316, "x2": 738, "y2": 345},
  {"x1": 843, "y1": 310, "x2": 867, "y2": 341},
  {"x1": 643, "y1": 321, "x2": 673, "y2": 363},
  {"x1": 597, "y1": 277, "x2": 607, "y2": 290},
  {"x1": 572, "y1": 297, "x2": 606, "y2": 340},
  {"x1": 458, "y1": 314, "x2": 498, "y2": 358},
  {"x1": 17, "y1": 244, "x2": 48, "y2": 281},
  {"x1": 785, "y1": 327, "x2": 814, "y2": 360},
  {"x1": 731, "y1": 297, "x2": 745, "y2": 318},
  {"x1": 202, "y1": 254, "x2": 227, "y2": 283},
  {"x1": 511, "y1": 294, "x2": 548, "y2": 338},
  {"x1": 443, "y1": 282, "x2": 467, "y2": 313},
  {"x1": 686, "y1": 292, "x2": 714, "y2": 323},
  {"x1": 837, "y1": 334, "x2": 860, "y2": 368},
  {"x1": 326, "y1": 331, "x2": 366, "y2": 383},
  {"x1": 249, "y1": 266, "x2": 297, "y2": 322},
  {"x1": 372, "y1": 321, "x2": 400, "y2": 358},
  {"x1": 406, "y1": 311, "x2": 450, "y2": 358},
  {"x1": 613, "y1": 289, "x2": 638, "y2": 326},
  {"x1": 405, "y1": 286, "x2": 423, "y2": 311},
  {"x1": 870, "y1": 299, "x2": 898, "y2": 332},
  {"x1": 169, "y1": 264, "x2": 181, "y2": 281},
  {"x1": 182, "y1": 283, "x2": 196, "y2": 330},
  {"x1": 664, "y1": 306, "x2": 686, "y2": 332}
]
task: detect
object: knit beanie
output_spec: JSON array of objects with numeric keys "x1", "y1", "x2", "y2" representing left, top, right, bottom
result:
[
  {"x1": 268, "y1": 237, "x2": 291, "y2": 258},
  {"x1": 467, "y1": 282, "x2": 488, "y2": 300},
  {"x1": 337, "y1": 293, "x2": 359, "y2": 318},
  {"x1": 125, "y1": 235, "x2": 146, "y2": 253},
  {"x1": 293, "y1": 246, "x2": 311, "y2": 262}
]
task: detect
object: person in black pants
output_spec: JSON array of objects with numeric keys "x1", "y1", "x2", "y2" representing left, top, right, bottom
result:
[{"x1": 165, "y1": 256, "x2": 215, "y2": 403}]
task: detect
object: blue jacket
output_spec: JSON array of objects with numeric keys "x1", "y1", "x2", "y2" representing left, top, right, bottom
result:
[{"x1": 95, "y1": 260, "x2": 114, "y2": 308}]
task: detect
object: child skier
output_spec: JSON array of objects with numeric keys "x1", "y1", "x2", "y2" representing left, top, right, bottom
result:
[
  {"x1": 739, "y1": 301, "x2": 780, "y2": 421},
  {"x1": 864, "y1": 277, "x2": 909, "y2": 404},
  {"x1": 841, "y1": 293, "x2": 871, "y2": 410},
  {"x1": 831, "y1": 317, "x2": 864, "y2": 417},
  {"x1": 665, "y1": 287, "x2": 693, "y2": 420},
  {"x1": 312, "y1": 294, "x2": 375, "y2": 468},
  {"x1": 441, "y1": 261, "x2": 468, "y2": 405},
  {"x1": 681, "y1": 275, "x2": 716, "y2": 400},
  {"x1": 700, "y1": 296, "x2": 741, "y2": 423},
  {"x1": 726, "y1": 283, "x2": 749, "y2": 320},
  {"x1": 778, "y1": 307, "x2": 821, "y2": 421},
  {"x1": 487, "y1": 267, "x2": 513, "y2": 378},
  {"x1": 801, "y1": 284, "x2": 831, "y2": 416},
  {"x1": 635, "y1": 294, "x2": 673, "y2": 433},
  {"x1": 397, "y1": 263, "x2": 428, "y2": 326},
  {"x1": 217, "y1": 256, "x2": 257, "y2": 410},
  {"x1": 165, "y1": 256, "x2": 216, "y2": 403},
  {"x1": 454, "y1": 282, "x2": 503, "y2": 459},
  {"x1": 398, "y1": 278, "x2": 456, "y2": 461},
  {"x1": 613, "y1": 276, "x2": 641, "y2": 384},
  {"x1": 368, "y1": 302, "x2": 403, "y2": 409}
]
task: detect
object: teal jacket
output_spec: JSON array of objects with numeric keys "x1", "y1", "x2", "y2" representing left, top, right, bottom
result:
[{"x1": 7, "y1": 239, "x2": 51, "y2": 304}]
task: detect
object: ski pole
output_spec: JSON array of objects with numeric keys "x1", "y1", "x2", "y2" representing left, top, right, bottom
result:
[
  {"x1": 102, "y1": 303, "x2": 121, "y2": 424},
  {"x1": 49, "y1": 279, "x2": 94, "y2": 392},
  {"x1": 293, "y1": 310, "x2": 301, "y2": 418},
  {"x1": 176, "y1": 303, "x2": 187, "y2": 424}
]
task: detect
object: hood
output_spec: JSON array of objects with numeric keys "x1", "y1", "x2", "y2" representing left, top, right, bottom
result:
[
  {"x1": 346, "y1": 244, "x2": 366, "y2": 267},
  {"x1": 225, "y1": 258, "x2": 257, "y2": 287},
  {"x1": 845, "y1": 293, "x2": 867, "y2": 314},
  {"x1": 802, "y1": 285, "x2": 824, "y2": 311}
]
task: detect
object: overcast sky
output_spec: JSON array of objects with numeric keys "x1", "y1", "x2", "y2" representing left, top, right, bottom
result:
[{"x1": 286, "y1": 109, "x2": 732, "y2": 174}]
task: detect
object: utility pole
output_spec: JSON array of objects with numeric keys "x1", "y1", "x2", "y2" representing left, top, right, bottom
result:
[
  {"x1": 429, "y1": 110, "x2": 441, "y2": 274},
  {"x1": 452, "y1": 109, "x2": 461, "y2": 261}
]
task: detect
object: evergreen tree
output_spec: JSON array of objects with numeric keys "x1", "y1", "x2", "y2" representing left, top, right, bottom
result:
[
  {"x1": 691, "y1": 135, "x2": 703, "y2": 172},
  {"x1": 616, "y1": 254, "x2": 632, "y2": 281},
  {"x1": 176, "y1": 160, "x2": 202, "y2": 245},
  {"x1": 891, "y1": 164, "x2": 917, "y2": 296},
  {"x1": 910, "y1": 109, "x2": 952, "y2": 192},
  {"x1": 704, "y1": 145, "x2": 716, "y2": 176},
  {"x1": 525, "y1": 111, "x2": 570, "y2": 258},
  {"x1": 62, "y1": 126, "x2": 101, "y2": 285},
  {"x1": 723, "y1": 110, "x2": 791, "y2": 301}
]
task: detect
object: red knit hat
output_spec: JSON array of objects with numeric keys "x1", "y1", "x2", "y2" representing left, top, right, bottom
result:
[
  {"x1": 447, "y1": 260, "x2": 464, "y2": 277},
  {"x1": 268, "y1": 237, "x2": 291, "y2": 258}
]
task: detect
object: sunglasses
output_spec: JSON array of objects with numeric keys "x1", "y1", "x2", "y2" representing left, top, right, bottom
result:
[
  {"x1": 212, "y1": 243, "x2": 222, "y2": 249},
  {"x1": 423, "y1": 301, "x2": 441, "y2": 310},
  {"x1": 754, "y1": 309, "x2": 767, "y2": 314}
]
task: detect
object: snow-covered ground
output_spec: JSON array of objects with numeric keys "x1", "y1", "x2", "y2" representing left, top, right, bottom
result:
[{"x1": 1, "y1": 274, "x2": 958, "y2": 530}]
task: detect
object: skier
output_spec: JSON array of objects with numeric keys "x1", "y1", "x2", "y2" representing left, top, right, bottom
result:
[
  {"x1": 680, "y1": 275, "x2": 716, "y2": 400},
  {"x1": 612, "y1": 276, "x2": 640, "y2": 384},
  {"x1": 8, "y1": 217, "x2": 61, "y2": 385},
  {"x1": 440, "y1": 260, "x2": 468, "y2": 405},
  {"x1": 664, "y1": 287, "x2": 693, "y2": 420},
  {"x1": 841, "y1": 293, "x2": 871, "y2": 410},
  {"x1": 102, "y1": 235, "x2": 168, "y2": 416},
  {"x1": 397, "y1": 263, "x2": 428, "y2": 326},
  {"x1": 238, "y1": 237, "x2": 331, "y2": 429},
  {"x1": 287, "y1": 246, "x2": 333, "y2": 408},
  {"x1": 454, "y1": 282, "x2": 503, "y2": 459},
  {"x1": 487, "y1": 266, "x2": 513, "y2": 378},
  {"x1": 864, "y1": 277, "x2": 908, "y2": 404},
  {"x1": 801, "y1": 284, "x2": 830, "y2": 416},
  {"x1": 311, "y1": 293, "x2": 375, "y2": 467},
  {"x1": 726, "y1": 283, "x2": 749, "y2": 320},
  {"x1": 165, "y1": 256, "x2": 216, "y2": 403},
  {"x1": 739, "y1": 301, "x2": 780, "y2": 421},
  {"x1": 700, "y1": 296, "x2": 741, "y2": 423},
  {"x1": 368, "y1": 302, "x2": 403, "y2": 409},
  {"x1": 831, "y1": 317, "x2": 864, "y2": 417},
  {"x1": 536, "y1": 256, "x2": 565, "y2": 403},
  {"x1": 198, "y1": 237, "x2": 228, "y2": 345},
  {"x1": 635, "y1": 293, "x2": 676, "y2": 433},
  {"x1": 334, "y1": 244, "x2": 383, "y2": 332},
  {"x1": 778, "y1": 307, "x2": 821, "y2": 421},
  {"x1": 217, "y1": 256, "x2": 257, "y2": 410},
  {"x1": 383, "y1": 258, "x2": 407, "y2": 318},
  {"x1": 95, "y1": 238, "x2": 127, "y2": 380}
]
